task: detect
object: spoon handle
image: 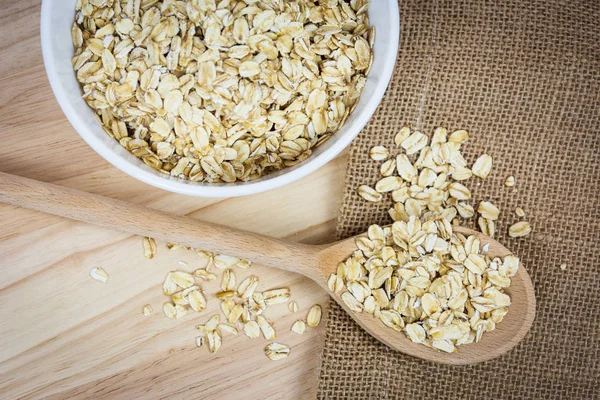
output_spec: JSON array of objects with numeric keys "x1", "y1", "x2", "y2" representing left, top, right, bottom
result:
[{"x1": 0, "y1": 172, "x2": 320, "y2": 275}]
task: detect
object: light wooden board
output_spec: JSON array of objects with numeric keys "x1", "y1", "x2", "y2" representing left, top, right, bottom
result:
[{"x1": 0, "y1": 2, "x2": 346, "y2": 398}]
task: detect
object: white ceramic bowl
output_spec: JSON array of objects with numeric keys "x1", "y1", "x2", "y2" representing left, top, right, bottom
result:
[{"x1": 41, "y1": 1, "x2": 399, "y2": 197}]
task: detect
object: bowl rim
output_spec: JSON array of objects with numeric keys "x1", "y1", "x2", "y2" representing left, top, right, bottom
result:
[{"x1": 40, "y1": 1, "x2": 400, "y2": 197}]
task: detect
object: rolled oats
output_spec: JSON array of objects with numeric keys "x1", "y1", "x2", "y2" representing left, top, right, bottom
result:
[
  {"x1": 243, "y1": 320, "x2": 260, "y2": 339},
  {"x1": 401, "y1": 131, "x2": 428, "y2": 155},
  {"x1": 221, "y1": 269, "x2": 236, "y2": 292},
  {"x1": 262, "y1": 288, "x2": 290, "y2": 305},
  {"x1": 370, "y1": 146, "x2": 390, "y2": 161},
  {"x1": 560, "y1": 263, "x2": 567, "y2": 271},
  {"x1": 472, "y1": 154, "x2": 493, "y2": 179},
  {"x1": 257, "y1": 315, "x2": 276, "y2": 340},
  {"x1": 264, "y1": 342, "x2": 290, "y2": 360},
  {"x1": 478, "y1": 201, "x2": 500, "y2": 220},
  {"x1": 90, "y1": 267, "x2": 109, "y2": 283},
  {"x1": 380, "y1": 159, "x2": 396, "y2": 177},
  {"x1": 217, "y1": 322, "x2": 238, "y2": 336},
  {"x1": 448, "y1": 182, "x2": 471, "y2": 200},
  {"x1": 509, "y1": 221, "x2": 532, "y2": 237},
  {"x1": 163, "y1": 302, "x2": 177, "y2": 319},
  {"x1": 143, "y1": 237, "x2": 157, "y2": 259},
  {"x1": 170, "y1": 271, "x2": 195, "y2": 288},
  {"x1": 375, "y1": 176, "x2": 403, "y2": 193},
  {"x1": 478, "y1": 217, "x2": 496, "y2": 238},
  {"x1": 352, "y1": 126, "x2": 529, "y2": 352},
  {"x1": 291, "y1": 320, "x2": 307, "y2": 335},
  {"x1": 188, "y1": 290, "x2": 207, "y2": 312},
  {"x1": 207, "y1": 330, "x2": 222, "y2": 353},
  {"x1": 73, "y1": 0, "x2": 373, "y2": 183},
  {"x1": 288, "y1": 301, "x2": 299, "y2": 313},
  {"x1": 194, "y1": 268, "x2": 217, "y2": 281},
  {"x1": 337, "y1": 218, "x2": 519, "y2": 352},
  {"x1": 394, "y1": 126, "x2": 412, "y2": 146},
  {"x1": 448, "y1": 129, "x2": 469, "y2": 144},
  {"x1": 198, "y1": 315, "x2": 221, "y2": 333},
  {"x1": 358, "y1": 185, "x2": 383, "y2": 202},
  {"x1": 341, "y1": 292, "x2": 363, "y2": 313},
  {"x1": 306, "y1": 304, "x2": 322, "y2": 328}
]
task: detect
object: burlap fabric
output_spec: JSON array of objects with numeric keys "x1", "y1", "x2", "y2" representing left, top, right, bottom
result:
[{"x1": 317, "y1": 0, "x2": 600, "y2": 398}]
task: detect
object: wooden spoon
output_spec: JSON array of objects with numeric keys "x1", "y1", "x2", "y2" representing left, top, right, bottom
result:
[{"x1": 0, "y1": 172, "x2": 535, "y2": 364}]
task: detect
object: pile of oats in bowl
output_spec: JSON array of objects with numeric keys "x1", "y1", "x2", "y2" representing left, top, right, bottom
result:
[{"x1": 72, "y1": 0, "x2": 374, "y2": 183}]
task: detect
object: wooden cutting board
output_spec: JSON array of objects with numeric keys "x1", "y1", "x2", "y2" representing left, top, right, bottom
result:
[{"x1": 0, "y1": 2, "x2": 345, "y2": 398}]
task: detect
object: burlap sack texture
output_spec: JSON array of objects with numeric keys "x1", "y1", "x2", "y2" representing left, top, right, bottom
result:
[{"x1": 317, "y1": 0, "x2": 600, "y2": 398}]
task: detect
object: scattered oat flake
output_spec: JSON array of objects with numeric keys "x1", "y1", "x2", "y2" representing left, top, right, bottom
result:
[
  {"x1": 560, "y1": 263, "x2": 567, "y2": 271},
  {"x1": 472, "y1": 154, "x2": 493, "y2": 179},
  {"x1": 235, "y1": 259, "x2": 252, "y2": 269},
  {"x1": 213, "y1": 255, "x2": 239, "y2": 270},
  {"x1": 288, "y1": 301, "x2": 299, "y2": 313},
  {"x1": 257, "y1": 315, "x2": 276, "y2": 340},
  {"x1": 207, "y1": 331, "x2": 222, "y2": 353},
  {"x1": 327, "y1": 273, "x2": 345, "y2": 294},
  {"x1": 264, "y1": 342, "x2": 291, "y2": 360},
  {"x1": 217, "y1": 323, "x2": 238, "y2": 335},
  {"x1": 188, "y1": 290, "x2": 207, "y2": 312},
  {"x1": 163, "y1": 272, "x2": 178, "y2": 295},
  {"x1": 262, "y1": 288, "x2": 290, "y2": 305},
  {"x1": 401, "y1": 131, "x2": 428, "y2": 155},
  {"x1": 394, "y1": 126, "x2": 411, "y2": 146},
  {"x1": 306, "y1": 305, "x2": 322, "y2": 328},
  {"x1": 243, "y1": 321, "x2": 260, "y2": 339},
  {"x1": 171, "y1": 271, "x2": 195, "y2": 288},
  {"x1": 291, "y1": 320, "x2": 306, "y2": 335},
  {"x1": 195, "y1": 336, "x2": 204, "y2": 348},
  {"x1": 205, "y1": 315, "x2": 220, "y2": 331},
  {"x1": 358, "y1": 185, "x2": 383, "y2": 202},
  {"x1": 448, "y1": 129, "x2": 469, "y2": 144},
  {"x1": 380, "y1": 159, "x2": 396, "y2": 177},
  {"x1": 509, "y1": 221, "x2": 532, "y2": 238},
  {"x1": 143, "y1": 237, "x2": 156, "y2": 259},
  {"x1": 195, "y1": 250, "x2": 213, "y2": 259},
  {"x1": 515, "y1": 207, "x2": 526, "y2": 217},
  {"x1": 142, "y1": 304, "x2": 152, "y2": 316},
  {"x1": 505, "y1": 176, "x2": 515, "y2": 187},
  {"x1": 166, "y1": 243, "x2": 182, "y2": 251},
  {"x1": 369, "y1": 146, "x2": 389, "y2": 161},
  {"x1": 163, "y1": 303, "x2": 176, "y2": 319},
  {"x1": 90, "y1": 267, "x2": 108, "y2": 283},
  {"x1": 174, "y1": 304, "x2": 189, "y2": 319},
  {"x1": 194, "y1": 268, "x2": 217, "y2": 281},
  {"x1": 478, "y1": 201, "x2": 500, "y2": 220}
]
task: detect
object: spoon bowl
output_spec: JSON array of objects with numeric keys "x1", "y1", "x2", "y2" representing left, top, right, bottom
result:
[
  {"x1": 314, "y1": 227, "x2": 536, "y2": 364},
  {"x1": 0, "y1": 172, "x2": 536, "y2": 364}
]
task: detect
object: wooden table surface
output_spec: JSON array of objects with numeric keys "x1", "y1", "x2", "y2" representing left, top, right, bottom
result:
[{"x1": 0, "y1": 2, "x2": 346, "y2": 398}]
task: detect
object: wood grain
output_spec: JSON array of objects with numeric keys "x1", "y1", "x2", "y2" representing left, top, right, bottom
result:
[
  {"x1": 0, "y1": 172, "x2": 536, "y2": 366},
  {"x1": 0, "y1": 1, "x2": 345, "y2": 398},
  {"x1": 0, "y1": 172, "x2": 325, "y2": 276}
]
